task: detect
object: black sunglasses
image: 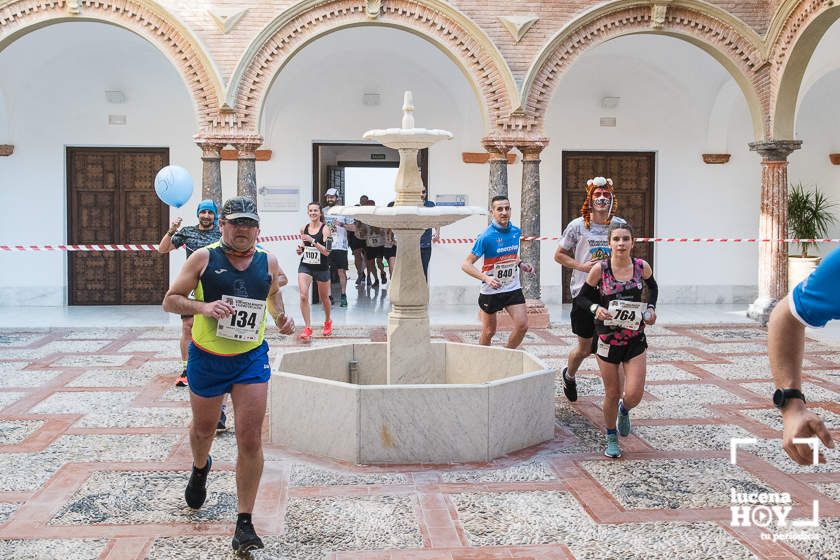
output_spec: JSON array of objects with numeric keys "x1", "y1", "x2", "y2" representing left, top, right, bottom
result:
[{"x1": 227, "y1": 218, "x2": 259, "y2": 227}]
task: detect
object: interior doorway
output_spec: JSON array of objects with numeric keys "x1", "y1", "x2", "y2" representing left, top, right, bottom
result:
[
  {"x1": 311, "y1": 142, "x2": 428, "y2": 204},
  {"x1": 310, "y1": 143, "x2": 429, "y2": 305}
]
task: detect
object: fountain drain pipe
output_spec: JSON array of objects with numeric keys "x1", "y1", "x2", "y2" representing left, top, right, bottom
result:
[{"x1": 348, "y1": 359, "x2": 359, "y2": 384}]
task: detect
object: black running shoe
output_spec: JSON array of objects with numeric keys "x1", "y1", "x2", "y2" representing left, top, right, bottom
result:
[
  {"x1": 216, "y1": 407, "x2": 227, "y2": 433},
  {"x1": 232, "y1": 519, "x2": 265, "y2": 554},
  {"x1": 184, "y1": 456, "x2": 212, "y2": 509},
  {"x1": 562, "y1": 367, "x2": 578, "y2": 402}
]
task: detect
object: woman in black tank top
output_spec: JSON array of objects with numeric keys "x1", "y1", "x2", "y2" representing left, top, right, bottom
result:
[
  {"x1": 572, "y1": 222, "x2": 659, "y2": 459},
  {"x1": 296, "y1": 202, "x2": 332, "y2": 341}
]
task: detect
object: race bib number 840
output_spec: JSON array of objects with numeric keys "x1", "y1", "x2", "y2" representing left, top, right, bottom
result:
[
  {"x1": 603, "y1": 300, "x2": 645, "y2": 331},
  {"x1": 216, "y1": 295, "x2": 266, "y2": 342},
  {"x1": 493, "y1": 261, "x2": 517, "y2": 285}
]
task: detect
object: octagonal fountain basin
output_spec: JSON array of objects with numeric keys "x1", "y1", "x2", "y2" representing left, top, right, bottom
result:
[{"x1": 269, "y1": 343, "x2": 555, "y2": 464}]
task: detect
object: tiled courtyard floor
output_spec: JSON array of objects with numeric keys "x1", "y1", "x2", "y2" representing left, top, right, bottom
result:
[{"x1": 1, "y1": 324, "x2": 839, "y2": 559}]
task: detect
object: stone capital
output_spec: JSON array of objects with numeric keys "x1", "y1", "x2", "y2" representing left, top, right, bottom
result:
[
  {"x1": 230, "y1": 136, "x2": 264, "y2": 160},
  {"x1": 481, "y1": 136, "x2": 515, "y2": 160},
  {"x1": 194, "y1": 138, "x2": 226, "y2": 159},
  {"x1": 516, "y1": 138, "x2": 549, "y2": 161},
  {"x1": 748, "y1": 140, "x2": 802, "y2": 162}
]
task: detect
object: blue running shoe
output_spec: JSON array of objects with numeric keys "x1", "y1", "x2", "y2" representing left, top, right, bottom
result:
[
  {"x1": 617, "y1": 399, "x2": 631, "y2": 437},
  {"x1": 604, "y1": 433, "x2": 621, "y2": 458}
]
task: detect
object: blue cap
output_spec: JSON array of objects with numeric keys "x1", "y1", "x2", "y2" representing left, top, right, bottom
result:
[{"x1": 196, "y1": 199, "x2": 218, "y2": 224}]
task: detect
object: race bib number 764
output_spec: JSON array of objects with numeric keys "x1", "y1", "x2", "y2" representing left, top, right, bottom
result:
[
  {"x1": 216, "y1": 295, "x2": 266, "y2": 342},
  {"x1": 603, "y1": 300, "x2": 645, "y2": 331}
]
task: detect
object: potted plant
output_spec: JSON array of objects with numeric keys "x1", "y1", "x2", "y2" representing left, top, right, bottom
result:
[{"x1": 787, "y1": 183, "x2": 837, "y2": 287}]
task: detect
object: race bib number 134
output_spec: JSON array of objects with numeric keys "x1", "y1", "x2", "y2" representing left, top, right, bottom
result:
[{"x1": 216, "y1": 295, "x2": 266, "y2": 342}]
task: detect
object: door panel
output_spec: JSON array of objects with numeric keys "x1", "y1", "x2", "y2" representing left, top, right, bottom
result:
[
  {"x1": 68, "y1": 148, "x2": 169, "y2": 305},
  {"x1": 561, "y1": 152, "x2": 655, "y2": 302}
]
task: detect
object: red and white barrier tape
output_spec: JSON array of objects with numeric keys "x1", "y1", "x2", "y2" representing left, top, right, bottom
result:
[
  {"x1": 0, "y1": 244, "x2": 160, "y2": 252},
  {"x1": 3, "y1": 237, "x2": 840, "y2": 252}
]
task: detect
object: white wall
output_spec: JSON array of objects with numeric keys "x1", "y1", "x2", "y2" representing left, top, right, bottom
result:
[
  {"x1": 251, "y1": 26, "x2": 493, "y2": 299},
  {"x1": 543, "y1": 34, "x2": 760, "y2": 303},
  {"x1": 0, "y1": 87, "x2": 9, "y2": 141},
  {"x1": 790, "y1": 17, "x2": 840, "y2": 258},
  {"x1": 0, "y1": 22, "x2": 200, "y2": 304}
]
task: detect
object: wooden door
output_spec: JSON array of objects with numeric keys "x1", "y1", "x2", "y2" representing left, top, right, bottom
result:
[
  {"x1": 561, "y1": 152, "x2": 655, "y2": 302},
  {"x1": 67, "y1": 148, "x2": 169, "y2": 305}
]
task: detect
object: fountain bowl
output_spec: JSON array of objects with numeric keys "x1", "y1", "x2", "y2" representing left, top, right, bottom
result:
[
  {"x1": 328, "y1": 204, "x2": 485, "y2": 229},
  {"x1": 362, "y1": 128, "x2": 452, "y2": 150},
  {"x1": 269, "y1": 342, "x2": 555, "y2": 464}
]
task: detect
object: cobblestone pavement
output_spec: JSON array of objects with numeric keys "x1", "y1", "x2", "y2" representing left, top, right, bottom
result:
[{"x1": 1, "y1": 325, "x2": 839, "y2": 559}]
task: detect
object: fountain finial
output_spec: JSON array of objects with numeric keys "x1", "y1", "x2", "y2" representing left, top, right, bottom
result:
[{"x1": 401, "y1": 91, "x2": 415, "y2": 129}]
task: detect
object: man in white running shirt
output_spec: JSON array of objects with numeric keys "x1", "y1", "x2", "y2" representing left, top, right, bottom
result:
[{"x1": 554, "y1": 177, "x2": 626, "y2": 402}]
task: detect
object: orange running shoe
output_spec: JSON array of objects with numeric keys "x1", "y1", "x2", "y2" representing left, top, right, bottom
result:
[
  {"x1": 175, "y1": 371, "x2": 188, "y2": 387},
  {"x1": 322, "y1": 320, "x2": 333, "y2": 337},
  {"x1": 299, "y1": 326, "x2": 313, "y2": 342}
]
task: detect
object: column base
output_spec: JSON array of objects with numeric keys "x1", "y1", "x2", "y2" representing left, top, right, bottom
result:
[
  {"x1": 746, "y1": 296, "x2": 778, "y2": 326},
  {"x1": 479, "y1": 298, "x2": 550, "y2": 329}
]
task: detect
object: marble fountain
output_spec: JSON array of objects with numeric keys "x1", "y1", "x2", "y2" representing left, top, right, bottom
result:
[{"x1": 269, "y1": 93, "x2": 555, "y2": 464}]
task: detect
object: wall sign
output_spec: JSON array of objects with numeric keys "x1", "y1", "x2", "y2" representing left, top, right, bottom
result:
[
  {"x1": 435, "y1": 194, "x2": 468, "y2": 206},
  {"x1": 259, "y1": 187, "x2": 300, "y2": 212}
]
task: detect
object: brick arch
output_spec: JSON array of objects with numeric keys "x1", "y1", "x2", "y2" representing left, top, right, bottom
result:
[
  {"x1": 521, "y1": 2, "x2": 767, "y2": 139},
  {"x1": 0, "y1": 0, "x2": 223, "y2": 128},
  {"x1": 226, "y1": 0, "x2": 519, "y2": 133},
  {"x1": 768, "y1": 1, "x2": 840, "y2": 139}
]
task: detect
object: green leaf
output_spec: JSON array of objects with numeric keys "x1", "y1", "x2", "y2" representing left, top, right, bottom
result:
[{"x1": 788, "y1": 183, "x2": 837, "y2": 258}]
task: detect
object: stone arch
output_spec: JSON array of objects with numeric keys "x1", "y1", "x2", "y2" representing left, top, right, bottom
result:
[
  {"x1": 768, "y1": 0, "x2": 840, "y2": 139},
  {"x1": 521, "y1": 1, "x2": 767, "y2": 139},
  {"x1": 226, "y1": 0, "x2": 519, "y2": 134},
  {"x1": 0, "y1": 0, "x2": 223, "y2": 128}
]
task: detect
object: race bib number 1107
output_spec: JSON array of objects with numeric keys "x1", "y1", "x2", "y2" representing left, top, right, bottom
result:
[{"x1": 216, "y1": 295, "x2": 266, "y2": 342}]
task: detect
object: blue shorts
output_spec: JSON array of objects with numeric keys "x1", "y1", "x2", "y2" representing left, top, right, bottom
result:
[
  {"x1": 186, "y1": 340, "x2": 271, "y2": 398},
  {"x1": 790, "y1": 247, "x2": 840, "y2": 328}
]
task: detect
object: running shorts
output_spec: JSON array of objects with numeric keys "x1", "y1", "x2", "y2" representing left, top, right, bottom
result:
[
  {"x1": 328, "y1": 249, "x2": 349, "y2": 271},
  {"x1": 570, "y1": 304, "x2": 596, "y2": 339},
  {"x1": 187, "y1": 340, "x2": 270, "y2": 397},
  {"x1": 478, "y1": 288, "x2": 526, "y2": 314},
  {"x1": 365, "y1": 246, "x2": 385, "y2": 259},
  {"x1": 298, "y1": 263, "x2": 331, "y2": 283},
  {"x1": 593, "y1": 333, "x2": 647, "y2": 364}
]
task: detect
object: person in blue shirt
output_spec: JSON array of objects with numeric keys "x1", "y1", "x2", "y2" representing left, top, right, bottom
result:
[
  {"x1": 461, "y1": 195, "x2": 534, "y2": 349},
  {"x1": 769, "y1": 246, "x2": 838, "y2": 464}
]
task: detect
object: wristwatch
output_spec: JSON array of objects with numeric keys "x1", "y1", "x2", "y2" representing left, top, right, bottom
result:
[
  {"x1": 773, "y1": 388, "x2": 806, "y2": 409},
  {"x1": 589, "y1": 303, "x2": 599, "y2": 315}
]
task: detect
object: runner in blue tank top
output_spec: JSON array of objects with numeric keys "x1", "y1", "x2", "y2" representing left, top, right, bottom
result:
[
  {"x1": 163, "y1": 197, "x2": 295, "y2": 555},
  {"x1": 461, "y1": 196, "x2": 534, "y2": 349},
  {"x1": 769, "y1": 246, "x2": 838, "y2": 465}
]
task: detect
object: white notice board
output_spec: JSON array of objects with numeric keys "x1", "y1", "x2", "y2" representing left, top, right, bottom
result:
[
  {"x1": 435, "y1": 194, "x2": 468, "y2": 206},
  {"x1": 259, "y1": 187, "x2": 299, "y2": 212}
]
